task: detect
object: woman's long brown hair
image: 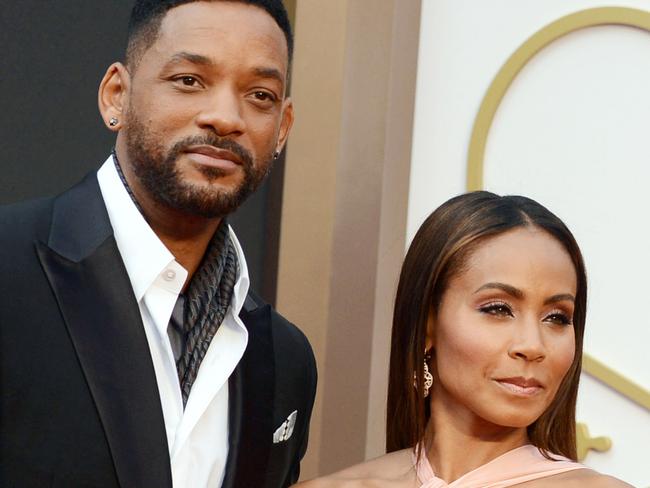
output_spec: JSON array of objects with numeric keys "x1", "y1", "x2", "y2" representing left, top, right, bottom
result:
[{"x1": 385, "y1": 191, "x2": 587, "y2": 461}]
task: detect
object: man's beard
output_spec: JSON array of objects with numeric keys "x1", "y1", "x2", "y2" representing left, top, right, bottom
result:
[{"x1": 124, "y1": 112, "x2": 273, "y2": 219}]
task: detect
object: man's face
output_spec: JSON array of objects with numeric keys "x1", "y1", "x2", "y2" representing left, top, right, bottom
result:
[{"x1": 121, "y1": 1, "x2": 292, "y2": 217}]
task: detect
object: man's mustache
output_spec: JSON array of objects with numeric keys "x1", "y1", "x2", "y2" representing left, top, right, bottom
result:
[{"x1": 170, "y1": 135, "x2": 253, "y2": 167}]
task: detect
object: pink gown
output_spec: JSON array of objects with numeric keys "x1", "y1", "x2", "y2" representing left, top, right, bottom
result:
[{"x1": 413, "y1": 444, "x2": 587, "y2": 487}]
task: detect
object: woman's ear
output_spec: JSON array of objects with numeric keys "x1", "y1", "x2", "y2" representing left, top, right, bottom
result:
[
  {"x1": 425, "y1": 308, "x2": 435, "y2": 352},
  {"x1": 98, "y1": 62, "x2": 131, "y2": 131}
]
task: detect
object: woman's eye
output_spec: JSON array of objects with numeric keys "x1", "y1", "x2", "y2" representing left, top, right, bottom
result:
[
  {"x1": 479, "y1": 303, "x2": 513, "y2": 317},
  {"x1": 545, "y1": 312, "x2": 572, "y2": 326}
]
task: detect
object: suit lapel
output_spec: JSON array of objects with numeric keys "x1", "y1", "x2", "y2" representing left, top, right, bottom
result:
[
  {"x1": 222, "y1": 297, "x2": 275, "y2": 488},
  {"x1": 36, "y1": 174, "x2": 172, "y2": 488}
]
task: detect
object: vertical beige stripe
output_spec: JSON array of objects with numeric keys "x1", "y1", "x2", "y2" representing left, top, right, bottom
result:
[
  {"x1": 277, "y1": 0, "x2": 421, "y2": 478},
  {"x1": 276, "y1": 0, "x2": 349, "y2": 478},
  {"x1": 364, "y1": 0, "x2": 422, "y2": 461}
]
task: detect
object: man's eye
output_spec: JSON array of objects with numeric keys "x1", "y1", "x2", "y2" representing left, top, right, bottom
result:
[
  {"x1": 175, "y1": 76, "x2": 199, "y2": 87},
  {"x1": 253, "y1": 91, "x2": 276, "y2": 102}
]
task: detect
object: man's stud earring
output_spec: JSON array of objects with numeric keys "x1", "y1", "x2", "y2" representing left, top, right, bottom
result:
[
  {"x1": 109, "y1": 117, "x2": 119, "y2": 127},
  {"x1": 273, "y1": 150, "x2": 280, "y2": 160}
]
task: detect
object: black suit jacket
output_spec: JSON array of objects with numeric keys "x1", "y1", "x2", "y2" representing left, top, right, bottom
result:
[{"x1": 0, "y1": 173, "x2": 317, "y2": 488}]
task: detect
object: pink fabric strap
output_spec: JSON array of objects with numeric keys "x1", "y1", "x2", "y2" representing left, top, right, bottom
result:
[{"x1": 413, "y1": 444, "x2": 587, "y2": 487}]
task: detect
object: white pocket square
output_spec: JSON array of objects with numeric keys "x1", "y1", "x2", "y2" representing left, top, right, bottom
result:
[{"x1": 273, "y1": 410, "x2": 297, "y2": 444}]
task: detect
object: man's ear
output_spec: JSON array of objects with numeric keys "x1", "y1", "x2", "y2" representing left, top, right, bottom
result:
[
  {"x1": 425, "y1": 309, "x2": 436, "y2": 352},
  {"x1": 274, "y1": 97, "x2": 294, "y2": 154},
  {"x1": 98, "y1": 62, "x2": 131, "y2": 131}
]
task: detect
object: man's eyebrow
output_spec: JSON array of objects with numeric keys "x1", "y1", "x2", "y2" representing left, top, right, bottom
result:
[
  {"x1": 162, "y1": 54, "x2": 285, "y2": 85},
  {"x1": 165, "y1": 51, "x2": 214, "y2": 67},
  {"x1": 474, "y1": 282, "x2": 524, "y2": 299},
  {"x1": 544, "y1": 293, "x2": 575, "y2": 305},
  {"x1": 252, "y1": 67, "x2": 285, "y2": 85}
]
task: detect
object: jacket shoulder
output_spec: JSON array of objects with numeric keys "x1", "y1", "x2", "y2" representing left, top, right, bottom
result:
[
  {"x1": 261, "y1": 293, "x2": 314, "y2": 368},
  {"x1": 0, "y1": 196, "x2": 53, "y2": 224},
  {"x1": 0, "y1": 196, "x2": 54, "y2": 246},
  {"x1": 271, "y1": 308, "x2": 314, "y2": 358},
  {"x1": 244, "y1": 289, "x2": 317, "y2": 386}
]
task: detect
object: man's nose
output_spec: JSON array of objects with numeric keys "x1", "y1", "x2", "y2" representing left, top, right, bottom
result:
[
  {"x1": 195, "y1": 87, "x2": 245, "y2": 136},
  {"x1": 508, "y1": 317, "x2": 546, "y2": 362}
]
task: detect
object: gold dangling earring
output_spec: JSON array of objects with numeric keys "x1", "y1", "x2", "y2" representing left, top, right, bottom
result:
[
  {"x1": 413, "y1": 352, "x2": 434, "y2": 397},
  {"x1": 423, "y1": 358, "x2": 433, "y2": 397}
]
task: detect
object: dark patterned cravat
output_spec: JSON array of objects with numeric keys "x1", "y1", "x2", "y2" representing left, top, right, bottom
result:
[
  {"x1": 176, "y1": 221, "x2": 238, "y2": 405},
  {"x1": 112, "y1": 151, "x2": 239, "y2": 406},
  {"x1": 112, "y1": 150, "x2": 144, "y2": 214}
]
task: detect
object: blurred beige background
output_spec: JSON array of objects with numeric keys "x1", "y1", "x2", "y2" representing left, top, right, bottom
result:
[{"x1": 279, "y1": 2, "x2": 650, "y2": 487}]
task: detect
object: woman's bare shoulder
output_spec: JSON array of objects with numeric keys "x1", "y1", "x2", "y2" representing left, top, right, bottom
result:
[
  {"x1": 521, "y1": 468, "x2": 633, "y2": 487},
  {"x1": 292, "y1": 449, "x2": 418, "y2": 488},
  {"x1": 561, "y1": 469, "x2": 633, "y2": 487}
]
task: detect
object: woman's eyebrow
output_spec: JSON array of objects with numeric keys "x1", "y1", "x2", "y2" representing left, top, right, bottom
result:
[
  {"x1": 544, "y1": 293, "x2": 575, "y2": 305},
  {"x1": 473, "y1": 283, "x2": 575, "y2": 305},
  {"x1": 474, "y1": 282, "x2": 523, "y2": 298}
]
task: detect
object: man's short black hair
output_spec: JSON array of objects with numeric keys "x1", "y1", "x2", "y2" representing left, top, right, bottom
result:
[{"x1": 126, "y1": 0, "x2": 293, "y2": 69}]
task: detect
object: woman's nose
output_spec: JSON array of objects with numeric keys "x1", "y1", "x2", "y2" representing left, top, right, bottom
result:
[{"x1": 508, "y1": 318, "x2": 546, "y2": 362}]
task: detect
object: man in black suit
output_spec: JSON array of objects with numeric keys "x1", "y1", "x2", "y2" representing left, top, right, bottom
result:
[{"x1": 0, "y1": 1, "x2": 316, "y2": 487}]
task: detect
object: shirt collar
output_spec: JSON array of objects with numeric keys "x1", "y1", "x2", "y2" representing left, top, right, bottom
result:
[
  {"x1": 227, "y1": 225, "x2": 250, "y2": 317},
  {"x1": 97, "y1": 156, "x2": 178, "y2": 301},
  {"x1": 96, "y1": 156, "x2": 250, "y2": 312}
]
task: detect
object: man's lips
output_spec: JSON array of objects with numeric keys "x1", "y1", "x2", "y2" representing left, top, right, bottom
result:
[
  {"x1": 183, "y1": 145, "x2": 243, "y2": 169},
  {"x1": 494, "y1": 376, "x2": 544, "y2": 397}
]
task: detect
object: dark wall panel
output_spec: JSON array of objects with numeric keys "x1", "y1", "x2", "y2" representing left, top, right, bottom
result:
[
  {"x1": 0, "y1": 1, "x2": 281, "y2": 301},
  {"x1": 1, "y1": 1, "x2": 131, "y2": 201}
]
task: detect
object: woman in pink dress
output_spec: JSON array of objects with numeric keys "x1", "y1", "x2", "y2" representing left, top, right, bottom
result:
[{"x1": 296, "y1": 192, "x2": 631, "y2": 487}]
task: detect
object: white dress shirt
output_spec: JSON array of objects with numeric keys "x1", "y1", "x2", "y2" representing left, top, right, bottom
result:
[{"x1": 97, "y1": 156, "x2": 249, "y2": 487}]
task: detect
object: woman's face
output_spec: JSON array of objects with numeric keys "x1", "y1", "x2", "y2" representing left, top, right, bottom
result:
[{"x1": 428, "y1": 226, "x2": 577, "y2": 432}]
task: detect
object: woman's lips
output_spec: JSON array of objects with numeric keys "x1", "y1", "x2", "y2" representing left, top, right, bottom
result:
[
  {"x1": 494, "y1": 377, "x2": 544, "y2": 397},
  {"x1": 184, "y1": 145, "x2": 242, "y2": 171}
]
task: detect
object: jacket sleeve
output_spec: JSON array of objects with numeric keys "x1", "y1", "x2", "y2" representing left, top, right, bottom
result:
[{"x1": 283, "y1": 338, "x2": 317, "y2": 487}]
